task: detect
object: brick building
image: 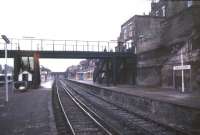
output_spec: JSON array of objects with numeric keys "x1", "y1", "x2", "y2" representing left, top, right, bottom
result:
[
  {"x1": 118, "y1": 0, "x2": 200, "y2": 92},
  {"x1": 66, "y1": 59, "x2": 96, "y2": 81},
  {"x1": 76, "y1": 59, "x2": 96, "y2": 80}
]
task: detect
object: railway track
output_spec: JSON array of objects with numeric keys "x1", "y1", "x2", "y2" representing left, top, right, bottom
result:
[
  {"x1": 63, "y1": 80, "x2": 189, "y2": 135},
  {"x1": 52, "y1": 80, "x2": 118, "y2": 135}
]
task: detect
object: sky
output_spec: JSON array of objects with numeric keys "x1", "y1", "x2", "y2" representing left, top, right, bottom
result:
[{"x1": 0, "y1": 0, "x2": 151, "y2": 72}]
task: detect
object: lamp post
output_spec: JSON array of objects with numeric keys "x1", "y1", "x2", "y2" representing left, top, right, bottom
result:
[{"x1": 1, "y1": 35, "x2": 10, "y2": 102}]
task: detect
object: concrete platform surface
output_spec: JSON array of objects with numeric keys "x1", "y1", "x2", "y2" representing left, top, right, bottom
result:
[
  {"x1": 0, "y1": 83, "x2": 57, "y2": 135},
  {"x1": 76, "y1": 80, "x2": 200, "y2": 109}
]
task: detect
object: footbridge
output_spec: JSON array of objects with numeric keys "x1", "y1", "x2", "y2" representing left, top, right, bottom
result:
[
  {"x1": 0, "y1": 38, "x2": 136, "y2": 87},
  {"x1": 0, "y1": 38, "x2": 135, "y2": 58}
]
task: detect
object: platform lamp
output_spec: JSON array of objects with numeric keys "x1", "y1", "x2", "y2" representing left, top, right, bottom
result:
[{"x1": 1, "y1": 35, "x2": 10, "y2": 102}]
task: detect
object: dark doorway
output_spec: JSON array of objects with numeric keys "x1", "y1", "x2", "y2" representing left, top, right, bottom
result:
[{"x1": 23, "y1": 74, "x2": 28, "y2": 82}]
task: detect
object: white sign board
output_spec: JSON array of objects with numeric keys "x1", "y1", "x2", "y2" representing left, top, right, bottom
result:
[{"x1": 173, "y1": 65, "x2": 191, "y2": 70}]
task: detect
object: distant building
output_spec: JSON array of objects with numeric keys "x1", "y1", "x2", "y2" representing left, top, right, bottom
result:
[
  {"x1": 40, "y1": 66, "x2": 51, "y2": 82},
  {"x1": 1, "y1": 65, "x2": 13, "y2": 74},
  {"x1": 150, "y1": 0, "x2": 200, "y2": 17},
  {"x1": 117, "y1": 15, "x2": 164, "y2": 54},
  {"x1": 66, "y1": 59, "x2": 96, "y2": 81},
  {"x1": 66, "y1": 65, "x2": 79, "y2": 79},
  {"x1": 117, "y1": 0, "x2": 200, "y2": 91},
  {"x1": 51, "y1": 72, "x2": 65, "y2": 79}
]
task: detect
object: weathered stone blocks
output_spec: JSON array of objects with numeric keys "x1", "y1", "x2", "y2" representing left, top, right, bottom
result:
[{"x1": 70, "y1": 80, "x2": 200, "y2": 134}]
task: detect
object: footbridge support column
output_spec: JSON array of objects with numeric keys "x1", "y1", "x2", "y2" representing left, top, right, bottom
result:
[
  {"x1": 112, "y1": 57, "x2": 117, "y2": 86},
  {"x1": 14, "y1": 53, "x2": 21, "y2": 82},
  {"x1": 106, "y1": 59, "x2": 110, "y2": 86},
  {"x1": 33, "y1": 52, "x2": 41, "y2": 89}
]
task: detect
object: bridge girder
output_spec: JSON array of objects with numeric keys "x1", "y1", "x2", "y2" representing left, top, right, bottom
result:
[{"x1": 0, "y1": 50, "x2": 136, "y2": 59}]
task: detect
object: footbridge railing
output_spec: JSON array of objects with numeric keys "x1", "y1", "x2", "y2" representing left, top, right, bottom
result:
[{"x1": 0, "y1": 38, "x2": 133, "y2": 52}]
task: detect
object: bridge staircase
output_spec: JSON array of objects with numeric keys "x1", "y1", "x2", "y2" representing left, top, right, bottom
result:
[
  {"x1": 93, "y1": 59, "x2": 106, "y2": 83},
  {"x1": 93, "y1": 56, "x2": 136, "y2": 85}
]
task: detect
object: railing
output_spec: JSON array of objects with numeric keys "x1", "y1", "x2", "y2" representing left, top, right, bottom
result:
[{"x1": 0, "y1": 38, "x2": 133, "y2": 52}]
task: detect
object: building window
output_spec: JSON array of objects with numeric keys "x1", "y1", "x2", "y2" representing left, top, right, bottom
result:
[
  {"x1": 155, "y1": 10, "x2": 159, "y2": 16},
  {"x1": 186, "y1": 39, "x2": 192, "y2": 56},
  {"x1": 162, "y1": 6, "x2": 166, "y2": 16},
  {"x1": 129, "y1": 31, "x2": 132, "y2": 37},
  {"x1": 130, "y1": 25, "x2": 133, "y2": 30},
  {"x1": 133, "y1": 30, "x2": 136, "y2": 36},
  {"x1": 187, "y1": 0, "x2": 193, "y2": 7},
  {"x1": 124, "y1": 29, "x2": 127, "y2": 40},
  {"x1": 134, "y1": 46, "x2": 137, "y2": 54}
]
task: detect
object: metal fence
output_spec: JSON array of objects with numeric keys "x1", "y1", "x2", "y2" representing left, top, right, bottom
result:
[{"x1": 0, "y1": 38, "x2": 133, "y2": 52}]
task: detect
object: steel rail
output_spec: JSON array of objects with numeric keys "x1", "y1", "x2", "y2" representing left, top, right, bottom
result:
[
  {"x1": 59, "y1": 80, "x2": 113, "y2": 135},
  {"x1": 55, "y1": 81, "x2": 76, "y2": 135},
  {"x1": 61, "y1": 80, "x2": 121, "y2": 135}
]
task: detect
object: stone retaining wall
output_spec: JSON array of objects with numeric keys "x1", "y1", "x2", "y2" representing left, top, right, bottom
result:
[{"x1": 69, "y1": 80, "x2": 200, "y2": 135}]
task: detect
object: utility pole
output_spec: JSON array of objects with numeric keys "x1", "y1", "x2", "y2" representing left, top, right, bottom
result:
[{"x1": 1, "y1": 35, "x2": 10, "y2": 102}]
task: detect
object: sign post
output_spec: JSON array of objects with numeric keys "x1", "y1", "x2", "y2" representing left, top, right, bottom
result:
[
  {"x1": 181, "y1": 49, "x2": 184, "y2": 93},
  {"x1": 173, "y1": 49, "x2": 191, "y2": 93}
]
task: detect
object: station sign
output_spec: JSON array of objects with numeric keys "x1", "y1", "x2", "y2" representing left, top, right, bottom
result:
[{"x1": 173, "y1": 65, "x2": 191, "y2": 70}]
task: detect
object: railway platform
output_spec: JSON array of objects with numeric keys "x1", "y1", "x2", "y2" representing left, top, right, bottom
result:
[
  {"x1": 71, "y1": 80, "x2": 200, "y2": 135},
  {"x1": 76, "y1": 80, "x2": 200, "y2": 109},
  {"x1": 0, "y1": 81, "x2": 57, "y2": 135}
]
